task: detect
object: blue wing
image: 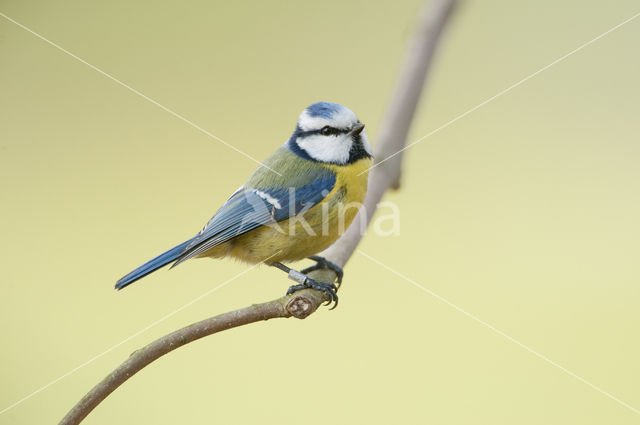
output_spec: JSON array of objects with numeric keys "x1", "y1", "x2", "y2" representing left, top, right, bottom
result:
[
  {"x1": 116, "y1": 148, "x2": 337, "y2": 290},
  {"x1": 171, "y1": 172, "x2": 336, "y2": 265}
]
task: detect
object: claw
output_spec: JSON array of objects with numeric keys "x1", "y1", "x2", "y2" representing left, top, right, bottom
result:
[
  {"x1": 286, "y1": 282, "x2": 310, "y2": 296},
  {"x1": 286, "y1": 278, "x2": 339, "y2": 309}
]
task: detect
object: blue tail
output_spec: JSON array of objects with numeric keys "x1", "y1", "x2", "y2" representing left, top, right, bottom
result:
[{"x1": 115, "y1": 238, "x2": 194, "y2": 290}]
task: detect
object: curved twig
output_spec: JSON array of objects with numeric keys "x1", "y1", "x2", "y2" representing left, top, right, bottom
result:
[
  {"x1": 59, "y1": 1, "x2": 457, "y2": 423},
  {"x1": 59, "y1": 285, "x2": 331, "y2": 425},
  {"x1": 321, "y1": 0, "x2": 457, "y2": 267}
]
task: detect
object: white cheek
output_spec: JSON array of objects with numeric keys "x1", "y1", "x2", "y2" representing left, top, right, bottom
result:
[{"x1": 297, "y1": 135, "x2": 352, "y2": 164}]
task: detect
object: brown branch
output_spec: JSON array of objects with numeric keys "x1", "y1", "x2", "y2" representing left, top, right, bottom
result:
[
  {"x1": 59, "y1": 285, "x2": 332, "y2": 425},
  {"x1": 59, "y1": 1, "x2": 457, "y2": 424},
  {"x1": 322, "y1": 0, "x2": 457, "y2": 268}
]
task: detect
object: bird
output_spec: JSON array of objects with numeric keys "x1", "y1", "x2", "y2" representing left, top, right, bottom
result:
[{"x1": 116, "y1": 102, "x2": 372, "y2": 308}]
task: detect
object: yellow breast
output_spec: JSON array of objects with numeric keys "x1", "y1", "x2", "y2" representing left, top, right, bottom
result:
[
  {"x1": 324, "y1": 157, "x2": 371, "y2": 209},
  {"x1": 209, "y1": 158, "x2": 372, "y2": 264}
]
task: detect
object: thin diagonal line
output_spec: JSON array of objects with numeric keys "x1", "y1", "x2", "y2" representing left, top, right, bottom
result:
[
  {"x1": 0, "y1": 12, "x2": 282, "y2": 176},
  {"x1": 361, "y1": 10, "x2": 640, "y2": 176},
  {"x1": 358, "y1": 249, "x2": 640, "y2": 415},
  {"x1": 0, "y1": 251, "x2": 279, "y2": 415}
]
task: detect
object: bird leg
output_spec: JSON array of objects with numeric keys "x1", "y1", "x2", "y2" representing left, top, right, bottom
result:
[
  {"x1": 300, "y1": 255, "x2": 344, "y2": 286},
  {"x1": 269, "y1": 262, "x2": 339, "y2": 309}
]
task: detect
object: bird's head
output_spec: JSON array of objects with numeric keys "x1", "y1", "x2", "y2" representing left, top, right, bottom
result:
[{"x1": 287, "y1": 102, "x2": 372, "y2": 165}]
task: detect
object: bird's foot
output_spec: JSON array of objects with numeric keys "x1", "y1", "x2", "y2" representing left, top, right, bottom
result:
[
  {"x1": 286, "y1": 270, "x2": 339, "y2": 310},
  {"x1": 300, "y1": 255, "x2": 344, "y2": 286}
]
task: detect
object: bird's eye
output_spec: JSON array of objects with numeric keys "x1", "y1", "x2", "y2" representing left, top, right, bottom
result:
[{"x1": 320, "y1": 126, "x2": 335, "y2": 136}]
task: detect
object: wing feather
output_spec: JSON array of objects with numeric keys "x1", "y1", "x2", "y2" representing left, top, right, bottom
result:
[{"x1": 172, "y1": 169, "x2": 336, "y2": 265}]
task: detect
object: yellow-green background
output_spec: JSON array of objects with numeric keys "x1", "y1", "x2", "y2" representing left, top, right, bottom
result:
[{"x1": 1, "y1": 0, "x2": 639, "y2": 423}]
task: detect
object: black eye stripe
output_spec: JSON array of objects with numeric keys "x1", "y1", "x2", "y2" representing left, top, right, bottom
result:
[{"x1": 298, "y1": 127, "x2": 349, "y2": 137}]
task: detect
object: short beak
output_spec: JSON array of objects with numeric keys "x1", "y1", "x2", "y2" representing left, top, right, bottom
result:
[{"x1": 350, "y1": 123, "x2": 365, "y2": 136}]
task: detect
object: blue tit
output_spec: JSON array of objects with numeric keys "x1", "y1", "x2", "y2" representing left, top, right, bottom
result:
[{"x1": 116, "y1": 102, "x2": 372, "y2": 307}]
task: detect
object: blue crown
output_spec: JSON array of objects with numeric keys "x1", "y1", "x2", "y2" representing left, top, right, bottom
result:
[{"x1": 305, "y1": 102, "x2": 345, "y2": 119}]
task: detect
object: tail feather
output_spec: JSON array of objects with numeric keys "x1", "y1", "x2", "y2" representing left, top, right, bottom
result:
[{"x1": 115, "y1": 238, "x2": 194, "y2": 290}]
